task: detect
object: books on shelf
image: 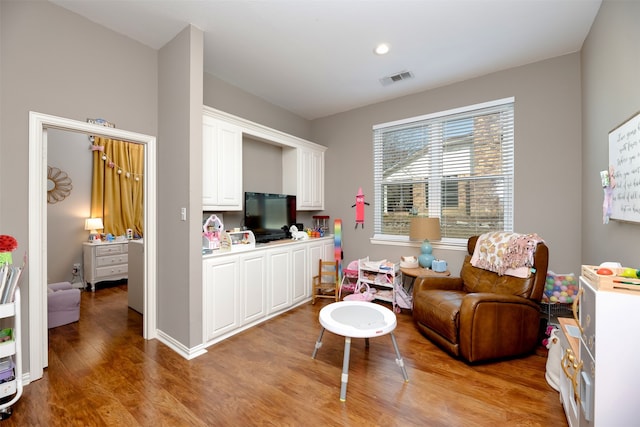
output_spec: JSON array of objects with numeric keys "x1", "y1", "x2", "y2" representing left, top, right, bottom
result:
[{"x1": 0, "y1": 254, "x2": 25, "y2": 304}]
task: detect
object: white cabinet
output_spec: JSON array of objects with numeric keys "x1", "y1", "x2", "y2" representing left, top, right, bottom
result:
[
  {"x1": 202, "y1": 237, "x2": 334, "y2": 346},
  {"x1": 283, "y1": 146, "x2": 325, "y2": 210},
  {"x1": 202, "y1": 114, "x2": 243, "y2": 211},
  {"x1": 240, "y1": 251, "x2": 267, "y2": 325},
  {"x1": 83, "y1": 241, "x2": 129, "y2": 291},
  {"x1": 267, "y1": 248, "x2": 291, "y2": 313},
  {"x1": 560, "y1": 276, "x2": 640, "y2": 426},
  {"x1": 291, "y1": 246, "x2": 308, "y2": 304},
  {"x1": 203, "y1": 256, "x2": 240, "y2": 341}
]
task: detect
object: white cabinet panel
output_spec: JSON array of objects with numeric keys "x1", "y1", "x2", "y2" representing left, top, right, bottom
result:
[
  {"x1": 240, "y1": 251, "x2": 267, "y2": 324},
  {"x1": 202, "y1": 114, "x2": 242, "y2": 210},
  {"x1": 291, "y1": 246, "x2": 307, "y2": 304},
  {"x1": 203, "y1": 256, "x2": 240, "y2": 341},
  {"x1": 283, "y1": 147, "x2": 325, "y2": 210},
  {"x1": 267, "y1": 249, "x2": 291, "y2": 313}
]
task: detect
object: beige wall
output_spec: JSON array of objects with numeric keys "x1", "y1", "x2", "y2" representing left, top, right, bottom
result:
[
  {"x1": 581, "y1": 0, "x2": 640, "y2": 266},
  {"x1": 311, "y1": 53, "x2": 583, "y2": 274}
]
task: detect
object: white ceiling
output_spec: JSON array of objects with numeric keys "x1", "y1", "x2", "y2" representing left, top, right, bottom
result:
[{"x1": 49, "y1": 0, "x2": 602, "y2": 120}]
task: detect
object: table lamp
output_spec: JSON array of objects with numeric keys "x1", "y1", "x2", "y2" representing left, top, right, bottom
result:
[
  {"x1": 85, "y1": 217, "x2": 104, "y2": 241},
  {"x1": 409, "y1": 217, "x2": 441, "y2": 268}
]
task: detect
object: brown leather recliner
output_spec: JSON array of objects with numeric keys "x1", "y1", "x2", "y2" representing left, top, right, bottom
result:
[{"x1": 412, "y1": 235, "x2": 548, "y2": 363}]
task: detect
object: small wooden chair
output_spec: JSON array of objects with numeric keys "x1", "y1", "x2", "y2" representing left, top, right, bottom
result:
[{"x1": 312, "y1": 259, "x2": 339, "y2": 304}]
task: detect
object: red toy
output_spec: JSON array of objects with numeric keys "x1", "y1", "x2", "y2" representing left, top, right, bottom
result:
[{"x1": 351, "y1": 187, "x2": 370, "y2": 229}]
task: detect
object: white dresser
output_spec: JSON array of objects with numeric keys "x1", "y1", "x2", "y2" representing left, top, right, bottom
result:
[{"x1": 83, "y1": 241, "x2": 128, "y2": 291}]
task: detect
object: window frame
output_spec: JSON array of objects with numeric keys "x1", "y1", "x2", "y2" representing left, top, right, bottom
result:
[{"x1": 371, "y1": 97, "x2": 515, "y2": 248}]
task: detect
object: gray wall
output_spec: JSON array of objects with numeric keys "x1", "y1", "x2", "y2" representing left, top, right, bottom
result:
[
  {"x1": 311, "y1": 53, "x2": 583, "y2": 275},
  {"x1": 47, "y1": 129, "x2": 93, "y2": 284},
  {"x1": 157, "y1": 25, "x2": 204, "y2": 347},
  {"x1": 0, "y1": 0, "x2": 158, "y2": 373},
  {"x1": 581, "y1": 0, "x2": 640, "y2": 267}
]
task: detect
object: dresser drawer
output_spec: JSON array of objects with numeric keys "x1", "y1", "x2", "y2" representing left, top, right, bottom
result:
[
  {"x1": 96, "y1": 254, "x2": 127, "y2": 268},
  {"x1": 95, "y1": 264, "x2": 128, "y2": 279},
  {"x1": 96, "y1": 244, "x2": 126, "y2": 256}
]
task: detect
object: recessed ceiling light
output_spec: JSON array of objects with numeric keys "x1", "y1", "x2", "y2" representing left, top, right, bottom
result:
[{"x1": 374, "y1": 43, "x2": 390, "y2": 55}]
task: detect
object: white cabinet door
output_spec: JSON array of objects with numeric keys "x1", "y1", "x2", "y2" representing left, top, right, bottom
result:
[
  {"x1": 240, "y1": 251, "x2": 267, "y2": 325},
  {"x1": 267, "y1": 248, "x2": 291, "y2": 313},
  {"x1": 301, "y1": 148, "x2": 324, "y2": 209},
  {"x1": 202, "y1": 115, "x2": 243, "y2": 210},
  {"x1": 203, "y1": 256, "x2": 240, "y2": 341},
  {"x1": 291, "y1": 246, "x2": 308, "y2": 304},
  {"x1": 283, "y1": 147, "x2": 325, "y2": 210}
]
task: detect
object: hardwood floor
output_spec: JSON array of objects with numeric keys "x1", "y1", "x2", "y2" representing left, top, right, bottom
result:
[{"x1": 4, "y1": 285, "x2": 567, "y2": 426}]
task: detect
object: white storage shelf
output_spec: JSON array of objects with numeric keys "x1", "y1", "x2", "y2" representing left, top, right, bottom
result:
[
  {"x1": 358, "y1": 258, "x2": 401, "y2": 305},
  {"x1": 0, "y1": 288, "x2": 22, "y2": 413}
]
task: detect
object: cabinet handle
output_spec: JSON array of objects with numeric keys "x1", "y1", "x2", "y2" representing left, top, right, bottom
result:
[
  {"x1": 572, "y1": 287, "x2": 584, "y2": 336},
  {"x1": 561, "y1": 348, "x2": 583, "y2": 405}
]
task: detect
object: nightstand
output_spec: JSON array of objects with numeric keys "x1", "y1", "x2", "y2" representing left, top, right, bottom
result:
[{"x1": 83, "y1": 241, "x2": 128, "y2": 291}]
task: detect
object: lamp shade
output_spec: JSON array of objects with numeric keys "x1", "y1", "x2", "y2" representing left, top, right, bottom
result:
[
  {"x1": 410, "y1": 217, "x2": 441, "y2": 268},
  {"x1": 84, "y1": 217, "x2": 104, "y2": 233},
  {"x1": 409, "y1": 217, "x2": 441, "y2": 241}
]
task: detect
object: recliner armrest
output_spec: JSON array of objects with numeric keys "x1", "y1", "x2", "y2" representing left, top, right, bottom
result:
[{"x1": 413, "y1": 276, "x2": 463, "y2": 294}]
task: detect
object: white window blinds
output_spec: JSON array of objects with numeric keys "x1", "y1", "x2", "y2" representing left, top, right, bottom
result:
[{"x1": 372, "y1": 98, "x2": 514, "y2": 241}]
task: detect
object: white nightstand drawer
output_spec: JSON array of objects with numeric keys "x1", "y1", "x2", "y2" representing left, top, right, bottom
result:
[
  {"x1": 96, "y1": 254, "x2": 128, "y2": 268},
  {"x1": 95, "y1": 264, "x2": 128, "y2": 279},
  {"x1": 96, "y1": 244, "x2": 125, "y2": 256}
]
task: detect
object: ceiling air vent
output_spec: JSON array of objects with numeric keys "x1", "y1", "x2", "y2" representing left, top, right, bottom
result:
[{"x1": 380, "y1": 70, "x2": 414, "y2": 86}]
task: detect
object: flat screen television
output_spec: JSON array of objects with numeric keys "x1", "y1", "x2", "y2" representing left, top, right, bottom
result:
[{"x1": 244, "y1": 192, "x2": 297, "y2": 243}]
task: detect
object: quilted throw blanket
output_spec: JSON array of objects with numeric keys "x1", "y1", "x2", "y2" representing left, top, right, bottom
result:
[{"x1": 470, "y1": 231, "x2": 544, "y2": 277}]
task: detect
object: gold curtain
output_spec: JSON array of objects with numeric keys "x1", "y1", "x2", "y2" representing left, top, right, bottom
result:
[{"x1": 90, "y1": 137, "x2": 144, "y2": 237}]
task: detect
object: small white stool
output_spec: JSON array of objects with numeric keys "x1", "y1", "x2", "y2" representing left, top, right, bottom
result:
[{"x1": 311, "y1": 301, "x2": 409, "y2": 401}]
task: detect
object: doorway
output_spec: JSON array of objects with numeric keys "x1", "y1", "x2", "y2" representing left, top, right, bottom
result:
[{"x1": 28, "y1": 112, "x2": 157, "y2": 382}]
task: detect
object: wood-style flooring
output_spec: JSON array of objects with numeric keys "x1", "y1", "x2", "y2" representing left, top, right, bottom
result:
[{"x1": 3, "y1": 284, "x2": 567, "y2": 426}]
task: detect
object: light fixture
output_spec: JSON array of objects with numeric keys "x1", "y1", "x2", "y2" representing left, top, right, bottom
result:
[
  {"x1": 409, "y1": 217, "x2": 441, "y2": 268},
  {"x1": 374, "y1": 43, "x2": 390, "y2": 55},
  {"x1": 84, "y1": 217, "x2": 104, "y2": 242}
]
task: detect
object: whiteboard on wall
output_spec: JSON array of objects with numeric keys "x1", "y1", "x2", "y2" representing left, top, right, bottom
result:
[{"x1": 608, "y1": 111, "x2": 640, "y2": 222}]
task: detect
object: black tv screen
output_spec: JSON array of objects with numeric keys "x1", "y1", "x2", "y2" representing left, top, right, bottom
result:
[{"x1": 244, "y1": 192, "x2": 297, "y2": 243}]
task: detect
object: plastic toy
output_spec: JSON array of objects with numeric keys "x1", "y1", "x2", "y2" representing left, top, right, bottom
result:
[{"x1": 351, "y1": 187, "x2": 370, "y2": 229}]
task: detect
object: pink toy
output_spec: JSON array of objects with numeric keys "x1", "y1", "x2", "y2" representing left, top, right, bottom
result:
[{"x1": 351, "y1": 187, "x2": 370, "y2": 229}]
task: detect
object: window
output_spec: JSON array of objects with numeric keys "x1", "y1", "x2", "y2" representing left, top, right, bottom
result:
[{"x1": 372, "y1": 98, "x2": 514, "y2": 243}]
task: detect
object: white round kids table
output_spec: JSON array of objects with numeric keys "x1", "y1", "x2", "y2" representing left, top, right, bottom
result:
[{"x1": 311, "y1": 300, "x2": 409, "y2": 401}]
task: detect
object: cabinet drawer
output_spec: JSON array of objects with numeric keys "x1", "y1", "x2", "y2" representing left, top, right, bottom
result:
[
  {"x1": 96, "y1": 254, "x2": 128, "y2": 268},
  {"x1": 96, "y1": 244, "x2": 125, "y2": 256},
  {"x1": 95, "y1": 264, "x2": 128, "y2": 279}
]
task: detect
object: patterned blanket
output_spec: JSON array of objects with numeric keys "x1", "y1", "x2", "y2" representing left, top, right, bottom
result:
[{"x1": 470, "y1": 231, "x2": 544, "y2": 277}]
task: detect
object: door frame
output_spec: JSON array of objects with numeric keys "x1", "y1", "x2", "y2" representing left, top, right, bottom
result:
[{"x1": 28, "y1": 111, "x2": 157, "y2": 381}]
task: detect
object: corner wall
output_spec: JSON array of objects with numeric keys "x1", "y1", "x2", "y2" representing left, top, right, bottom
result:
[{"x1": 581, "y1": 0, "x2": 640, "y2": 266}]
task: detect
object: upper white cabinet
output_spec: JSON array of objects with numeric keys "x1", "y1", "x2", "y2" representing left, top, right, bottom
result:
[
  {"x1": 202, "y1": 114, "x2": 243, "y2": 210},
  {"x1": 202, "y1": 106, "x2": 326, "y2": 211},
  {"x1": 283, "y1": 147, "x2": 325, "y2": 210}
]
